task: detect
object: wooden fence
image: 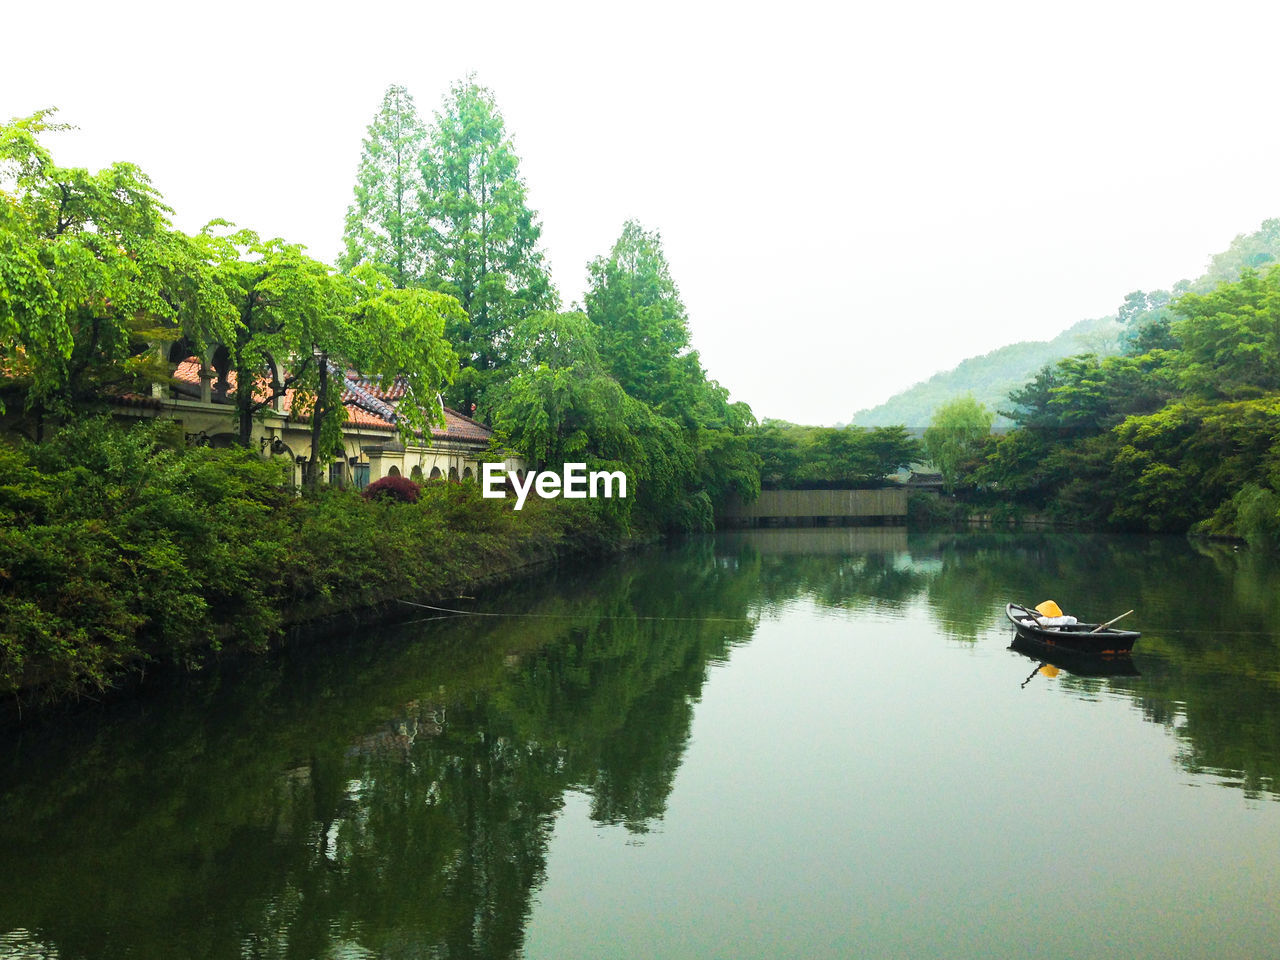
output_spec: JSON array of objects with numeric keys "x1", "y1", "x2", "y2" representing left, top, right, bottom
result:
[{"x1": 719, "y1": 488, "x2": 908, "y2": 527}]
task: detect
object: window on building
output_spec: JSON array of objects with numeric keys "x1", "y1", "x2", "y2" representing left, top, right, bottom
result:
[
  {"x1": 353, "y1": 463, "x2": 370, "y2": 490},
  {"x1": 329, "y1": 461, "x2": 345, "y2": 488}
]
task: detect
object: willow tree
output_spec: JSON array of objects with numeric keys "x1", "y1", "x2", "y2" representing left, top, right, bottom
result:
[
  {"x1": 199, "y1": 227, "x2": 460, "y2": 471},
  {"x1": 339, "y1": 85, "x2": 429, "y2": 289},
  {"x1": 923, "y1": 396, "x2": 994, "y2": 492},
  {"x1": 297, "y1": 266, "x2": 463, "y2": 486},
  {"x1": 420, "y1": 77, "x2": 556, "y2": 415},
  {"x1": 490, "y1": 309, "x2": 695, "y2": 530}
]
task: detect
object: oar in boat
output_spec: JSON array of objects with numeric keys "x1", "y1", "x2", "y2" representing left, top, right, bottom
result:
[{"x1": 1089, "y1": 609, "x2": 1134, "y2": 634}]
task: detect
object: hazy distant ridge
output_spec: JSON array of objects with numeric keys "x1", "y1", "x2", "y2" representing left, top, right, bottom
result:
[
  {"x1": 850, "y1": 315, "x2": 1120, "y2": 428},
  {"x1": 850, "y1": 219, "x2": 1280, "y2": 429}
]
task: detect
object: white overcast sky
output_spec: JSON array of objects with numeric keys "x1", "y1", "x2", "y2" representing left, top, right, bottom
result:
[{"x1": 6, "y1": 0, "x2": 1280, "y2": 425}]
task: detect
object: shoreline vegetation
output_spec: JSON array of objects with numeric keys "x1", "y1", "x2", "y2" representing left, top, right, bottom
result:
[
  {"x1": 7, "y1": 77, "x2": 1280, "y2": 713},
  {"x1": 910, "y1": 258, "x2": 1280, "y2": 551},
  {"x1": 1, "y1": 80, "x2": 764, "y2": 712},
  {"x1": 0, "y1": 418, "x2": 627, "y2": 711}
]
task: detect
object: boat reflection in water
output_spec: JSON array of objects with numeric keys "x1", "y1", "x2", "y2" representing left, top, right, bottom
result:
[{"x1": 1009, "y1": 633, "x2": 1141, "y2": 688}]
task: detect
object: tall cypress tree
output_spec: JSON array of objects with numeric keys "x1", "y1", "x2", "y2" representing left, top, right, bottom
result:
[
  {"x1": 420, "y1": 77, "x2": 556, "y2": 415},
  {"x1": 340, "y1": 84, "x2": 428, "y2": 289},
  {"x1": 585, "y1": 220, "x2": 693, "y2": 414}
]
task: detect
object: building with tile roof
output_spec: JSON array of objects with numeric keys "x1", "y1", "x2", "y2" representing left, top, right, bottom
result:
[{"x1": 113, "y1": 349, "x2": 521, "y2": 489}]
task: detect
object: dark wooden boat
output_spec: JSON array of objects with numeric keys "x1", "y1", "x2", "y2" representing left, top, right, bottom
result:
[
  {"x1": 1005, "y1": 602, "x2": 1140, "y2": 655},
  {"x1": 1008, "y1": 635, "x2": 1140, "y2": 677}
]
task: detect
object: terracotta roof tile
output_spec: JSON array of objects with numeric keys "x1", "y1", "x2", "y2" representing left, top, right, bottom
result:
[
  {"x1": 168, "y1": 356, "x2": 491, "y2": 443},
  {"x1": 435, "y1": 407, "x2": 492, "y2": 442}
]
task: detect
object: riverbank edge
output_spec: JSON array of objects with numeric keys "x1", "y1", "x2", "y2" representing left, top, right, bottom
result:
[
  {"x1": 906, "y1": 491, "x2": 1250, "y2": 542},
  {"x1": 2, "y1": 499, "x2": 644, "y2": 727},
  {"x1": 275, "y1": 535, "x2": 643, "y2": 648},
  {"x1": 0, "y1": 453, "x2": 650, "y2": 721}
]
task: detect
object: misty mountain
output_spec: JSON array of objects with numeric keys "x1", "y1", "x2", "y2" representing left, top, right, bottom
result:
[{"x1": 850, "y1": 219, "x2": 1280, "y2": 429}]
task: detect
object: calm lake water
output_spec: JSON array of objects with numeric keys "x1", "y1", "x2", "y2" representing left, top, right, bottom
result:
[{"x1": 2, "y1": 529, "x2": 1279, "y2": 959}]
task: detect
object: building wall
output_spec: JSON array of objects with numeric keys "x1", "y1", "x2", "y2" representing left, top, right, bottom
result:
[{"x1": 111, "y1": 396, "x2": 521, "y2": 489}]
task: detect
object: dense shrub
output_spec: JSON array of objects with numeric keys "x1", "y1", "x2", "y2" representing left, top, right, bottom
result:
[
  {"x1": 0, "y1": 420, "x2": 615, "y2": 705},
  {"x1": 907, "y1": 491, "x2": 971, "y2": 525}
]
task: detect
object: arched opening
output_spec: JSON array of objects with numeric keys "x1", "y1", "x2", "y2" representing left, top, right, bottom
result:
[
  {"x1": 429, "y1": 466, "x2": 442, "y2": 480},
  {"x1": 168, "y1": 338, "x2": 197, "y2": 364},
  {"x1": 462, "y1": 466, "x2": 473, "y2": 481},
  {"x1": 388, "y1": 465, "x2": 401, "y2": 477},
  {"x1": 448, "y1": 466, "x2": 459, "y2": 482},
  {"x1": 410, "y1": 465, "x2": 423, "y2": 481}
]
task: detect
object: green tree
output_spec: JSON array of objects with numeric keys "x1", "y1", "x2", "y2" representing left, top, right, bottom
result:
[
  {"x1": 750, "y1": 420, "x2": 809, "y2": 488},
  {"x1": 420, "y1": 78, "x2": 556, "y2": 415},
  {"x1": 923, "y1": 396, "x2": 993, "y2": 492},
  {"x1": 197, "y1": 226, "x2": 345, "y2": 448},
  {"x1": 1173, "y1": 266, "x2": 1280, "y2": 400},
  {"x1": 491, "y1": 310, "x2": 641, "y2": 469},
  {"x1": 581, "y1": 220, "x2": 761, "y2": 521},
  {"x1": 0, "y1": 110, "x2": 234, "y2": 430},
  {"x1": 584, "y1": 219, "x2": 691, "y2": 414},
  {"x1": 489, "y1": 310, "x2": 703, "y2": 531},
  {"x1": 863, "y1": 425, "x2": 923, "y2": 478},
  {"x1": 339, "y1": 85, "x2": 430, "y2": 289},
  {"x1": 747, "y1": 422, "x2": 916, "y2": 489},
  {"x1": 687, "y1": 378, "x2": 760, "y2": 511},
  {"x1": 296, "y1": 266, "x2": 463, "y2": 485}
]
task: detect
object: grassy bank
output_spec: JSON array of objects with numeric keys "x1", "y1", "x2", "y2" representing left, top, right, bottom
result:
[{"x1": 0, "y1": 419, "x2": 624, "y2": 706}]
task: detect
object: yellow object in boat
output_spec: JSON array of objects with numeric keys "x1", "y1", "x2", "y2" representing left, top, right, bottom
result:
[{"x1": 1035, "y1": 600, "x2": 1064, "y2": 618}]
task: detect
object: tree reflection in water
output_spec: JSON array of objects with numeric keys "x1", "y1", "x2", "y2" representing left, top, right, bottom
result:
[{"x1": 1, "y1": 530, "x2": 1278, "y2": 957}]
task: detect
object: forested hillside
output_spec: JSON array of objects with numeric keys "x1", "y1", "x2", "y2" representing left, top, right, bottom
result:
[
  {"x1": 851, "y1": 220, "x2": 1280, "y2": 428},
  {"x1": 961, "y1": 262, "x2": 1280, "y2": 543}
]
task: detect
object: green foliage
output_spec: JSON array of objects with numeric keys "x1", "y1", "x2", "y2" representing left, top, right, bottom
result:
[
  {"x1": 0, "y1": 419, "x2": 290, "y2": 696},
  {"x1": 420, "y1": 78, "x2": 557, "y2": 413},
  {"x1": 748, "y1": 420, "x2": 920, "y2": 489},
  {"x1": 0, "y1": 110, "x2": 235, "y2": 422},
  {"x1": 1230, "y1": 484, "x2": 1280, "y2": 551},
  {"x1": 976, "y1": 261, "x2": 1280, "y2": 535},
  {"x1": 488, "y1": 310, "x2": 703, "y2": 532},
  {"x1": 339, "y1": 84, "x2": 429, "y2": 288},
  {"x1": 585, "y1": 220, "x2": 691, "y2": 413},
  {"x1": 922, "y1": 396, "x2": 993, "y2": 492},
  {"x1": 484, "y1": 218, "x2": 761, "y2": 533},
  {"x1": 1172, "y1": 266, "x2": 1280, "y2": 400},
  {"x1": 0, "y1": 421, "x2": 615, "y2": 702},
  {"x1": 196, "y1": 225, "x2": 339, "y2": 446},
  {"x1": 339, "y1": 267, "x2": 462, "y2": 441},
  {"x1": 854, "y1": 219, "x2": 1280, "y2": 429},
  {"x1": 491, "y1": 311, "x2": 630, "y2": 465}
]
